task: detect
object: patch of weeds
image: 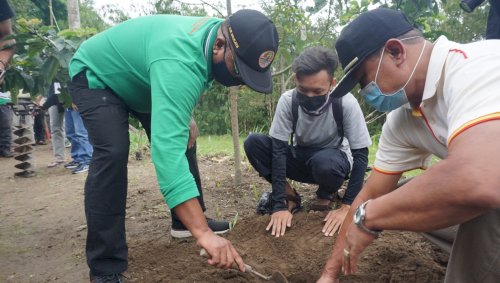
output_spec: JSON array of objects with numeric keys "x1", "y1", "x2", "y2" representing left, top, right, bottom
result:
[
  {"x1": 215, "y1": 205, "x2": 222, "y2": 218},
  {"x1": 252, "y1": 183, "x2": 259, "y2": 201},
  {"x1": 130, "y1": 130, "x2": 149, "y2": 160},
  {"x1": 229, "y1": 212, "x2": 239, "y2": 231}
]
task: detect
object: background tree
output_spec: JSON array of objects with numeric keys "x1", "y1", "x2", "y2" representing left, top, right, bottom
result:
[
  {"x1": 3, "y1": 0, "x2": 99, "y2": 101},
  {"x1": 3, "y1": 0, "x2": 490, "y2": 139},
  {"x1": 12, "y1": 0, "x2": 68, "y2": 28},
  {"x1": 225, "y1": 0, "x2": 243, "y2": 185},
  {"x1": 67, "y1": 0, "x2": 81, "y2": 29}
]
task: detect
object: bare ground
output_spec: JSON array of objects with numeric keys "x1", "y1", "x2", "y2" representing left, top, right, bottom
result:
[{"x1": 0, "y1": 143, "x2": 447, "y2": 282}]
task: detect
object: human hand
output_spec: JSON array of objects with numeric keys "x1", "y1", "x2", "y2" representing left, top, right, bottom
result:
[
  {"x1": 316, "y1": 275, "x2": 340, "y2": 283},
  {"x1": 188, "y1": 118, "x2": 199, "y2": 149},
  {"x1": 316, "y1": 237, "x2": 346, "y2": 283},
  {"x1": 266, "y1": 210, "x2": 293, "y2": 237},
  {"x1": 196, "y1": 230, "x2": 245, "y2": 271},
  {"x1": 322, "y1": 204, "x2": 350, "y2": 236},
  {"x1": 342, "y1": 224, "x2": 377, "y2": 275}
]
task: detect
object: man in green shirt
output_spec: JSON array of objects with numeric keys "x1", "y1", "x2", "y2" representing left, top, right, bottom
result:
[{"x1": 68, "y1": 10, "x2": 278, "y2": 283}]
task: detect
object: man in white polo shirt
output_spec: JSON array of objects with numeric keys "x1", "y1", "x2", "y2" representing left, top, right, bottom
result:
[{"x1": 317, "y1": 8, "x2": 500, "y2": 283}]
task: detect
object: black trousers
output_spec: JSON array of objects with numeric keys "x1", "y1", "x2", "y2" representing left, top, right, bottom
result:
[
  {"x1": 244, "y1": 133, "x2": 350, "y2": 199},
  {"x1": 0, "y1": 104, "x2": 12, "y2": 153},
  {"x1": 68, "y1": 71, "x2": 205, "y2": 276},
  {"x1": 33, "y1": 110, "x2": 46, "y2": 143},
  {"x1": 131, "y1": 111, "x2": 206, "y2": 226}
]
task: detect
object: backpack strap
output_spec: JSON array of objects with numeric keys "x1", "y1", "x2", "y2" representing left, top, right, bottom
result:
[
  {"x1": 290, "y1": 89, "x2": 299, "y2": 158},
  {"x1": 290, "y1": 90, "x2": 344, "y2": 153},
  {"x1": 331, "y1": 96, "x2": 344, "y2": 147}
]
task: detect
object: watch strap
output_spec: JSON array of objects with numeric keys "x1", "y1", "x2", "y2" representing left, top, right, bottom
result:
[{"x1": 354, "y1": 200, "x2": 382, "y2": 237}]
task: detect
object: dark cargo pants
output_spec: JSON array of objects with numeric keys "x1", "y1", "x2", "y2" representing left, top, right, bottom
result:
[{"x1": 69, "y1": 71, "x2": 205, "y2": 276}]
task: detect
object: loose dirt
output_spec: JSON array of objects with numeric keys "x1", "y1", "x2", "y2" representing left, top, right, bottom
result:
[{"x1": 0, "y1": 143, "x2": 447, "y2": 282}]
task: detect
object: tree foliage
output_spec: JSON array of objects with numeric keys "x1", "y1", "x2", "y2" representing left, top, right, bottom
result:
[
  {"x1": 4, "y1": 19, "x2": 96, "y2": 103},
  {"x1": 3, "y1": 0, "x2": 492, "y2": 135},
  {"x1": 4, "y1": 0, "x2": 106, "y2": 102},
  {"x1": 11, "y1": 0, "x2": 68, "y2": 28}
]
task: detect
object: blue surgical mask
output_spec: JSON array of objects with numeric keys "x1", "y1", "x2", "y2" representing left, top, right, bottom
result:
[
  {"x1": 213, "y1": 43, "x2": 242, "y2": 87},
  {"x1": 360, "y1": 38, "x2": 426, "y2": 112}
]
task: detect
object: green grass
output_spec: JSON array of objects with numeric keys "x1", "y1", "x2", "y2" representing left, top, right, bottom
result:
[
  {"x1": 196, "y1": 135, "x2": 245, "y2": 157},
  {"x1": 196, "y1": 134, "x2": 439, "y2": 179},
  {"x1": 131, "y1": 132, "x2": 437, "y2": 179}
]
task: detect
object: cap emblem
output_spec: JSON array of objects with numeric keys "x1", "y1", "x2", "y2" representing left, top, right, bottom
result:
[{"x1": 258, "y1": 51, "x2": 275, "y2": 69}]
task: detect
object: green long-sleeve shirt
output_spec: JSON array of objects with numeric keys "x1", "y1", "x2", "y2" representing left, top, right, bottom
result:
[{"x1": 69, "y1": 15, "x2": 222, "y2": 209}]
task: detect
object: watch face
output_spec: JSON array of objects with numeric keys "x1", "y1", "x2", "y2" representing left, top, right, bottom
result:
[{"x1": 353, "y1": 207, "x2": 362, "y2": 224}]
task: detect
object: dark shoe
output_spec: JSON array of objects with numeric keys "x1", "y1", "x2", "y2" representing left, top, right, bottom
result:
[
  {"x1": 256, "y1": 188, "x2": 302, "y2": 215},
  {"x1": 309, "y1": 200, "x2": 335, "y2": 211},
  {"x1": 207, "y1": 218, "x2": 230, "y2": 233},
  {"x1": 90, "y1": 274, "x2": 126, "y2": 283},
  {"x1": 170, "y1": 217, "x2": 230, "y2": 239},
  {"x1": 72, "y1": 163, "x2": 89, "y2": 174},
  {"x1": 285, "y1": 187, "x2": 302, "y2": 214},
  {"x1": 64, "y1": 160, "x2": 79, "y2": 169},
  {"x1": 310, "y1": 194, "x2": 336, "y2": 212},
  {"x1": 256, "y1": 191, "x2": 272, "y2": 215}
]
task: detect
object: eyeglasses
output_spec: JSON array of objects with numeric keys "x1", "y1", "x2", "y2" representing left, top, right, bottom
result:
[{"x1": 221, "y1": 30, "x2": 241, "y2": 78}]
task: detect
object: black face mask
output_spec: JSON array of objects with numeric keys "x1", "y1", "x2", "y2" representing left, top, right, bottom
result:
[
  {"x1": 212, "y1": 45, "x2": 242, "y2": 87},
  {"x1": 297, "y1": 91, "x2": 329, "y2": 112}
]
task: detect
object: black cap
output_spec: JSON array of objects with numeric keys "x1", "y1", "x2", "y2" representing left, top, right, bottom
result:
[
  {"x1": 332, "y1": 8, "x2": 414, "y2": 98},
  {"x1": 227, "y1": 9, "x2": 279, "y2": 93}
]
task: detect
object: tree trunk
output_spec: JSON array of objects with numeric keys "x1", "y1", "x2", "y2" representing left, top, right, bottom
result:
[
  {"x1": 67, "y1": 0, "x2": 81, "y2": 29},
  {"x1": 226, "y1": 0, "x2": 242, "y2": 186},
  {"x1": 229, "y1": 87, "x2": 242, "y2": 185},
  {"x1": 49, "y1": 0, "x2": 53, "y2": 26}
]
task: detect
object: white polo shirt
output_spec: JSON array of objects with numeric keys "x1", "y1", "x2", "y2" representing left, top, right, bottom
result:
[{"x1": 374, "y1": 36, "x2": 500, "y2": 174}]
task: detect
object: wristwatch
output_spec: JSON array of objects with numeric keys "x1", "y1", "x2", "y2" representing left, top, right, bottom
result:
[{"x1": 353, "y1": 199, "x2": 382, "y2": 237}]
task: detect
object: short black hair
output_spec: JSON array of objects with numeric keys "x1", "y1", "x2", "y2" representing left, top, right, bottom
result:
[{"x1": 292, "y1": 46, "x2": 338, "y2": 80}]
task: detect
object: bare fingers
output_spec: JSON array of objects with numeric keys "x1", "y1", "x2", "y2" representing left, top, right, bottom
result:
[
  {"x1": 342, "y1": 247, "x2": 361, "y2": 276},
  {"x1": 266, "y1": 212, "x2": 292, "y2": 237}
]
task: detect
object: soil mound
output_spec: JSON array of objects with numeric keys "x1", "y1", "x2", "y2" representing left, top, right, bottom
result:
[{"x1": 0, "y1": 146, "x2": 446, "y2": 283}]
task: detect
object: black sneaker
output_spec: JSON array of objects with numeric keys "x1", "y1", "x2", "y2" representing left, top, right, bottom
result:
[
  {"x1": 64, "y1": 160, "x2": 79, "y2": 169},
  {"x1": 90, "y1": 274, "x2": 125, "y2": 283},
  {"x1": 72, "y1": 163, "x2": 89, "y2": 174},
  {"x1": 170, "y1": 217, "x2": 230, "y2": 239}
]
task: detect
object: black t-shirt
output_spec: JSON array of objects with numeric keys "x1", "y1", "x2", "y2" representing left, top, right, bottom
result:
[{"x1": 0, "y1": 0, "x2": 14, "y2": 22}]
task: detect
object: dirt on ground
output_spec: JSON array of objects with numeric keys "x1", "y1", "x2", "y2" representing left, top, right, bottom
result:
[{"x1": 0, "y1": 143, "x2": 447, "y2": 283}]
